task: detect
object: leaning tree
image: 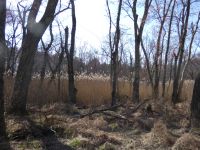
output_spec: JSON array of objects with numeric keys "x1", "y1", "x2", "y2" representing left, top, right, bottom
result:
[
  {"x1": 124, "y1": 0, "x2": 152, "y2": 103},
  {"x1": 9, "y1": 0, "x2": 59, "y2": 115}
]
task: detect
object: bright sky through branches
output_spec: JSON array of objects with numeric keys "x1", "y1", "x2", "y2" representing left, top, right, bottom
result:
[
  {"x1": 7, "y1": 0, "x2": 199, "y2": 53},
  {"x1": 7, "y1": 0, "x2": 110, "y2": 49}
]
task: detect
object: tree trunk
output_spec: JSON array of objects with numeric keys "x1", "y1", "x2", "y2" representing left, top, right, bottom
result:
[
  {"x1": 154, "y1": 0, "x2": 172, "y2": 99},
  {"x1": 66, "y1": 0, "x2": 77, "y2": 104},
  {"x1": 111, "y1": 51, "x2": 118, "y2": 106},
  {"x1": 132, "y1": 0, "x2": 152, "y2": 103},
  {"x1": 177, "y1": 13, "x2": 200, "y2": 100},
  {"x1": 133, "y1": 40, "x2": 140, "y2": 103},
  {"x1": 162, "y1": 0, "x2": 175, "y2": 97},
  {"x1": 172, "y1": 54, "x2": 184, "y2": 103},
  {"x1": 0, "y1": 48, "x2": 6, "y2": 139},
  {"x1": 166, "y1": 57, "x2": 173, "y2": 93},
  {"x1": 40, "y1": 48, "x2": 48, "y2": 83},
  {"x1": 141, "y1": 39, "x2": 153, "y2": 89},
  {"x1": 0, "y1": 0, "x2": 7, "y2": 138},
  {"x1": 106, "y1": 0, "x2": 114, "y2": 87},
  {"x1": 171, "y1": 0, "x2": 190, "y2": 104},
  {"x1": 154, "y1": 25, "x2": 163, "y2": 99},
  {"x1": 10, "y1": 36, "x2": 40, "y2": 114},
  {"x1": 40, "y1": 23, "x2": 54, "y2": 84},
  {"x1": 191, "y1": 73, "x2": 200, "y2": 128},
  {"x1": 111, "y1": 0, "x2": 122, "y2": 106},
  {"x1": 9, "y1": 0, "x2": 59, "y2": 115}
]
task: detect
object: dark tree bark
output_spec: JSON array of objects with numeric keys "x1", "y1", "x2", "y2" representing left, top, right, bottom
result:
[
  {"x1": 5, "y1": 9, "x2": 20, "y2": 75},
  {"x1": 17, "y1": 2, "x2": 28, "y2": 42},
  {"x1": 132, "y1": 0, "x2": 152, "y2": 103},
  {"x1": 0, "y1": 0, "x2": 7, "y2": 139},
  {"x1": 172, "y1": 0, "x2": 191, "y2": 104},
  {"x1": 106, "y1": 0, "x2": 122, "y2": 106},
  {"x1": 141, "y1": 39, "x2": 154, "y2": 89},
  {"x1": 191, "y1": 73, "x2": 200, "y2": 128},
  {"x1": 40, "y1": 23, "x2": 54, "y2": 84},
  {"x1": 153, "y1": 0, "x2": 173, "y2": 99},
  {"x1": 65, "y1": 0, "x2": 77, "y2": 104},
  {"x1": 177, "y1": 12, "x2": 200, "y2": 100},
  {"x1": 162, "y1": 0, "x2": 175, "y2": 97},
  {"x1": 49, "y1": 49, "x2": 65, "y2": 82},
  {"x1": 9, "y1": 0, "x2": 59, "y2": 115},
  {"x1": 106, "y1": 0, "x2": 114, "y2": 87},
  {"x1": 111, "y1": 0, "x2": 122, "y2": 106}
]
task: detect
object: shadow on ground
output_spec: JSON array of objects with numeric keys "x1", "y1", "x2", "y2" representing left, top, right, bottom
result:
[
  {"x1": 0, "y1": 137, "x2": 12, "y2": 150},
  {"x1": 9, "y1": 116, "x2": 73, "y2": 150}
]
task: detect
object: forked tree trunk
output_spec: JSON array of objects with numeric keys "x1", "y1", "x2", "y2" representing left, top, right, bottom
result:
[
  {"x1": 172, "y1": 0, "x2": 190, "y2": 104},
  {"x1": 0, "y1": 0, "x2": 7, "y2": 139},
  {"x1": 132, "y1": 0, "x2": 152, "y2": 103},
  {"x1": 154, "y1": 0, "x2": 173, "y2": 99},
  {"x1": 177, "y1": 12, "x2": 200, "y2": 101},
  {"x1": 9, "y1": 0, "x2": 59, "y2": 115},
  {"x1": 141, "y1": 40, "x2": 154, "y2": 90},
  {"x1": 191, "y1": 73, "x2": 200, "y2": 128},
  {"x1": 40, "y1": 23, "x2": 54, "y2": 84}
]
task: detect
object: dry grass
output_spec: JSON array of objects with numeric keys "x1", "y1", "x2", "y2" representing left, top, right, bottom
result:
[
  {"x1": 4, "y1": 74, "x2": 194, "y2": 107},
  {"x1": 172, "y1": 133, "x2": 200, "y2": 150},
  {"x1": 3, "y1": 93, "x2": 195, "y2": 149},
  {"x1": 142, "y1": 120, "x2": 176, "y2": 149}
]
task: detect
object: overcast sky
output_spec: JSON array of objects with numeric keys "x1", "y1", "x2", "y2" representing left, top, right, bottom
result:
[{"x1": 75, "y1": 0, "x2": 109, "y2": 48}]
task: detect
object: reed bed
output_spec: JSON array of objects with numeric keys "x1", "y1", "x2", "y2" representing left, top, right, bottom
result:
[{"x1": 4, "y1": 74, "x2": 194, "y2": 107}]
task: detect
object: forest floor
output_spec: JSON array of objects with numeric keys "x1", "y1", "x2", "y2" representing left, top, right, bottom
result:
[{"x1": 1, "y1": 99, "x2": 200, "y2": 150}]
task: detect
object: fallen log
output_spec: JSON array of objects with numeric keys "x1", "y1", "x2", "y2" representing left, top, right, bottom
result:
[
  {"x1": 79, "y1": 104, "x2": 123, "y2": 118},
  {"x1": 125, "y1": 100, "x2": 148, "y2": 117},
  {"x1": 102, "y1": 111, "x2": 134, "y2": 123},
  {"x1": 131, "y1": 100, "x2": 148, "y2": 113}
]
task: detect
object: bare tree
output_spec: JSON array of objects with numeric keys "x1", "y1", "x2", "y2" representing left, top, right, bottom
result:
[
  {"x1": 127, "y1": 0, "x2": 152, "y2": 103},
  {"x1": 0, "y1": 0, "x2": 7, "y2": 139},
  {"x1": 162, "y1": 0, "x2": 176, "y2": 97},
  {"x1": 5, "y1": 8, "x2": 21, "y2": 75},
  {"x1": 17, "y1": 1, "x2": 30, "y2": 42},
  {"x1": 106, "y1": 0, "x2": 115, "y2": 98},
  {"x1": 177, "y1": 12, "x2": 200, "y2": 100},
  {"x1": 106, "y1": 0, "x2": 123, "y2": 106},
  {"x1": 141, "y1": 37, "x2": 155, "y2": 90},
  {"x1": 153, "y1": 0, "x2": 173, "y2": 99},
  {"x1": 40, "y1": 23, "x2": 54, "y2": 84},
  {"x1": 65, "y1": 0, "x2": 77, "y2": 104},
  {"x1": 9, "y1": 0, "x2": 59, "y2": 115},
  {"x1": 172, "y1": 0, "x2": 191, "y2": 104}
]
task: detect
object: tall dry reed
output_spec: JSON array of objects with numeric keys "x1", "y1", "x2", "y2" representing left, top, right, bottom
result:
[{"x1": 4, "y1": 74, "x2": 194, "y2": 107}]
